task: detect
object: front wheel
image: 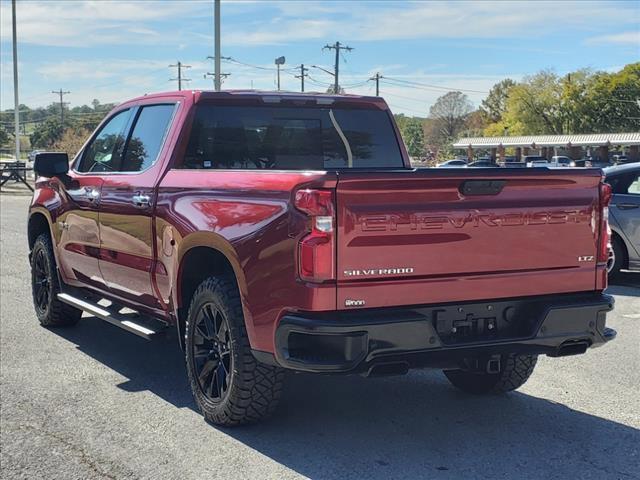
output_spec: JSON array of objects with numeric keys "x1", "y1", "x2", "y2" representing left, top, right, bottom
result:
[
  {"x1": 31, "y1": 234, "x2": 82, "y2": 327},
  {"x1": 185, "y1": 276, "x2": 284, "y2": 426},
  {"x1": 443, "y1": 354, "x2": 538, "y2": 394}
]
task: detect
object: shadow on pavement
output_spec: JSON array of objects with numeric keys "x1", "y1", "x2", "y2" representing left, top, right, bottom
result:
[
  {"x1": 52, "y1": 316, "x2": 640, "y2": 479},
  {"x1": 607, "y1": 271, "x2": 640, "y2": 296}
]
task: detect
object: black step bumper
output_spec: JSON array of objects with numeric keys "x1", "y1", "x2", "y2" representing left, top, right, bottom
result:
[{"x1": 266, "y1": 292, "x2": 615, "y2": 374}]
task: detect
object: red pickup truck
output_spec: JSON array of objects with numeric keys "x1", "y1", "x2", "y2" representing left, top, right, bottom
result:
[{"x1": 29, "y1": 91, "x2": 615, "y2": 426}]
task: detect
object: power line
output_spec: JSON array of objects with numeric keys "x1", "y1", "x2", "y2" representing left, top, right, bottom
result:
[
  {"x1": 381, "y1": 77, "x2": 489, "y2": 94},
  {"x1": 322, "y1": 41, "x2": 353, "y2": 93},
  {"x1": 386, "y1": 102, "x2": 428, "y2": 116},
  {"x1": 169, "y1": 61, "x2": 191, "y2": 91},
  {"x1": 380, "y1": 90, "x2": 428, "y2": 103},
  {"x1": 306, "y1": 75, "x2": 333, "y2": 87},
  {"x1": 51, "y1": 89, "x2": 70, "y2": 123},
  {"x1": 221, "y1": 56, "x2": 297, "y2": 73}
]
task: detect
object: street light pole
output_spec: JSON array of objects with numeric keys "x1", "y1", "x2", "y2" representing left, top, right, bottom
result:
[
  {"x1": 11, "y1": 0, "x2": 20, "y2": 161},
  {"x1": 274, "y1": 56, "x2": 285, "y2": 91}
]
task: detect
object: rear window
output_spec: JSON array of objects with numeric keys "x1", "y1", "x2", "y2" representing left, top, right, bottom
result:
[{"x1": 179, "y1": 105, "x2": 404, "y2": 170}]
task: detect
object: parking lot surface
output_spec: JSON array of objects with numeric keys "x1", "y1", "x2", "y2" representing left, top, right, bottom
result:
[{"x1": 1, "y1": 194, "x2": 639, "y2": 480}]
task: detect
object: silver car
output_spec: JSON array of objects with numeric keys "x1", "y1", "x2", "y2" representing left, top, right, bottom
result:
[{"x1": 604, "y1": 163, "x2": 640, "y2": 276}]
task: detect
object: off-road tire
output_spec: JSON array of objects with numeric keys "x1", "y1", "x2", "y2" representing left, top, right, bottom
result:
[
  {"x1": 185, "y1": 276, "x2": 284, "y2": 426},
  {"x1": 31, "y1": 233, "x2": 82, "y2": 327},
  {"x1": 444, "y1": 354, "x2": 538, "y2": 394}
]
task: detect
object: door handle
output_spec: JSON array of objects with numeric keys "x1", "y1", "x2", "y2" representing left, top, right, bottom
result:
[
  {"x1": 616, "y1": 203, "x2": 639, "y2": 210},
  {"x1": 132, "y1": 193, "x2": 151, "y2": 207},
  {"x1": 84, "y1": 187, "x2": 100, "y2": 203}
]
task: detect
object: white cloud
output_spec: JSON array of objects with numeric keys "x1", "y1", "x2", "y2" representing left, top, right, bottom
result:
[
  {"x1": 586, "y1": 31, "x2": 640, "y2": 46},
  {"x1": 0, "y1": 0, "x2": 207, "y2": 47},
  {"x1": 3, "y1": 1, "x2": 637, "y2": 48},
  {"x1": 223, "y1": 1, "x2": 639, "y2": 46}
]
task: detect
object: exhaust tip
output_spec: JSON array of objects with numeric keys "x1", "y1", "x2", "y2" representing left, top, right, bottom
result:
[
  {"x1": 555, "y1": 341, "x2": 590, "y2": 357},
  {"x1": 367, "y1": 362, "x2": 409, "y2": 377}
]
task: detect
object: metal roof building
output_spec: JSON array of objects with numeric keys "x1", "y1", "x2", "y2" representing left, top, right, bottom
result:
[
  {"x1": 453, "y1": 132, "x2": 640, "y2": 162},
  {"x1": 453, "y1": 133, "x2": 640, "y2": 149}
]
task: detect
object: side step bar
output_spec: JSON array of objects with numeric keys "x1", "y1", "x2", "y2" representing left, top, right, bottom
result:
[{"x1": 57, "y1": 293, "x2": 164, "y2": 340}]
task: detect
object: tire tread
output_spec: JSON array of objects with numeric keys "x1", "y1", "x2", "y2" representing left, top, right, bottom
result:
[
  {"x1": 185, "y1": 276, "x2": 284, "y2": 426},
  {"x1": 32, "y1": 234, "x2": 81, "y2": 327}
]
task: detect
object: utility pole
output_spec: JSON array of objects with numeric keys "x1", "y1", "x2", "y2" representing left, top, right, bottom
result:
[
  {"x1": 169, "y1": 61, "x2": 191, "y2": 91},
  {"x1": 11, "y1": 0, "x2": 20, "y2": 161},
  {"x1": 323, "y1": 41, "x2": 353, "y2": 94},
  {"x1": 274, "y1": 56, "x2": 285, "y2": 91},
  {"x1": 295, "y1": 64, "x2": 309, "y2": 92},
  {"x1": 204, "y1": 72, "x2": 230, "y2": 87},
  {"x1": 369, "y1": 72, "x2": 382, "y2": 96},
  {"x1": 214, "y1": 0, "x2": 221, "y2": 91},
  {"x1": 51, "y1": 89, "x2": 70, "y2": 124}
]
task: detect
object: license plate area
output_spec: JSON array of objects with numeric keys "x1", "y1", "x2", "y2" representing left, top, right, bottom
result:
[{"x1": 432, "y1": 301, "x2": 539, "y2": 345}]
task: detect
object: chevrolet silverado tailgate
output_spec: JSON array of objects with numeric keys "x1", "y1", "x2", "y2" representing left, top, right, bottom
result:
[{"x1": 336, "y1": 169, "x2": 603, "y2": 309}]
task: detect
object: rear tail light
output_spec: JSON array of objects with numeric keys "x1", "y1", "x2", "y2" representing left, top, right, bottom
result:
[
  {"x1": 597, "y1": 181, "x2": 612, "y2": 264},
  {"x1": 294, "y1": 189, "x2": 335, "y2": 283}
]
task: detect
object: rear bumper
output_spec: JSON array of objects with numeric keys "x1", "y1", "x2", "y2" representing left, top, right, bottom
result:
[{"x1": 264, "y1": 292, "x2": 615, "y2": 374}]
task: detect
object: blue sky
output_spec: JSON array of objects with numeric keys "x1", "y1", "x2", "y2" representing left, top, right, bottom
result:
[{"x1": 1, "y1": 0, "x2": 638, "y2": 116}]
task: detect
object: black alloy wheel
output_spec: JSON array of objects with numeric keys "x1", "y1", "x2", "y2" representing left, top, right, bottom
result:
[
  {"x1": 32, "y1": 247, "x2": 52, "y2": 314},
  {"x1": 192, "y1": 302, "x2": 232, "y2": 401},
  {"x1": 30, "y1": 233, "x2": 81, "y2": 327}
]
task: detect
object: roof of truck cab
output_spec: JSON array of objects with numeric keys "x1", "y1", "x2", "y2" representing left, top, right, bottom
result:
[{"x1": 123, "y1": 90, "x2": 387, "y2": 106}]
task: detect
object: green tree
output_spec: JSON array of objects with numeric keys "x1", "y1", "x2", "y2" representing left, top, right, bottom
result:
[
  {"x1": 0, "y1": 127, "x2": 10, "y2": 147},
  {"x1": 507, "y1": 70, "x2": 565, "y2": 134},
  {"x1": 30, "y1": 118, "x2": 66, "y2": 149},
  {"x1": 401, "y1": 118, "x2": 426, "y2": 158},
  {"x1": 480, "y1": 79, "x2": 516, "y2": 123},
  {"x1": 580, "y1": 63, "x2": 640, "y2": 133}
]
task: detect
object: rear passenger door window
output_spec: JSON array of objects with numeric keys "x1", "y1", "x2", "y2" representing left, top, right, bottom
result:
[{"x1": 120, "y1": 104, "x2": 176, "y2": 172}]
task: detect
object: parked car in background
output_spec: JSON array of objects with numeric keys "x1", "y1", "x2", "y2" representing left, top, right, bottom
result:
[
  {"x1": 503, "y1": 161, "x2": 527, "y2": 168},
  {"x1": 27, "y1": 150, "x2": 43, "y2": 163},
  {"x1": 524, "y1": 156, "x2": 550, "y2": 167},
  {"x1": 604, "y1": 163, "x2": 640, "y2": 276},
  {"x1": 612, "y1": 155, "x2": 630, "y2": 165},
  {"x1": 437, "y1": 159, "x2": 467, "y2": 168},
  {"x1": 468, "y1": 159, "x2": 499, "y2": 167},
  {"x1": 550, "y1": 156, "x2": 575, "y2": 167}
]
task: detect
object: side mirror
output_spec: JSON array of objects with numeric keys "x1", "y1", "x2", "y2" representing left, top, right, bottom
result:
[{"x1": 34, "y1": 152, "x2": 69, "y2": 177}]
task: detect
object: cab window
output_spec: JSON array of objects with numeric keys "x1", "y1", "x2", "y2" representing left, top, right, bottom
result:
[
  {"x1": 120, "y1": 104, "x2": 176, "y2": 172},
  {"x1": 77, "y1": 109, "x2": 130, "y2": 173}
]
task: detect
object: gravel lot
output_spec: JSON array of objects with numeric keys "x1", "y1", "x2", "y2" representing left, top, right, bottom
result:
[{"x1": 1, "y1": 193, "x2": 639, "y2": 480}]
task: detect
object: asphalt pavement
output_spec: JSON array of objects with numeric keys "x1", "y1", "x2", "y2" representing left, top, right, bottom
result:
[{"x1": 1, "y1": 194, "x2": 639, "y2": 480}]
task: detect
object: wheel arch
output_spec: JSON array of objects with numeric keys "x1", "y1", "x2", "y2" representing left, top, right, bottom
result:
[
  {"x1": 174, "y1": 233, "x2": 250, "y2": 349},
  {"x1": 28, "y1": 209, "x2": 53, "y2": 250}
]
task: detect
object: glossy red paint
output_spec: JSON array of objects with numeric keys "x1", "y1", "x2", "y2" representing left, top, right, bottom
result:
[
  {"x1": 335, "y1": 169, "x2": 604, "y2": 309},
  {"x1": 28, "y1": 90, "x2": 609, "y2": 356},
  {"x1": 155, "y1": 169, "x2": 338, "y2": 351}
]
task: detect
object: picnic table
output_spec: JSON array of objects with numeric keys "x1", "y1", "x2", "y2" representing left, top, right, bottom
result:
[{"x1": 0, "y1": 161, "x2": 34, "y2": 192}]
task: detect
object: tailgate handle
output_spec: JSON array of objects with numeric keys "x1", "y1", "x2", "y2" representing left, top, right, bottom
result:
[{"x1": 460, "y1": 180, "x2": 506, "y2": 196}]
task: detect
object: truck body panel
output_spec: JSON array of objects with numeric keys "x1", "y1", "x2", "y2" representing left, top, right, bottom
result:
[{"x1": 335, "y1": 169, "x2": 604, "y2": 310}]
